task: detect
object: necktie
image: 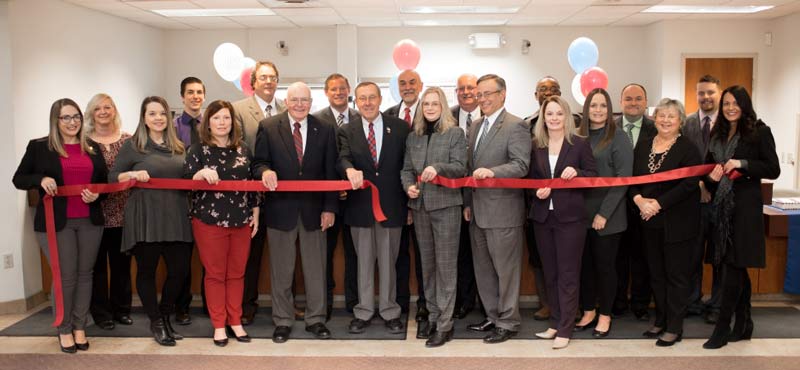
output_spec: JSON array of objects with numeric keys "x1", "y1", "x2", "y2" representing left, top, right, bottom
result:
[
  {"x1": 403, "y1": 107, "x2": 412, "y2": 126},
  {"x1": 625, "y1": 122, "x2": 635, "y2": 145},
  {"x1": 465, "y1": 112, "x2": 472, "y2": 130},
  {"x1": 367, "y1": 122, "x2": 378, "y2": 168},
  {"x1": 293, "y1": 122, "x2": 303, "y2": 165},
  {"x1": 702, "y1": 116, "x2": 711, "y2": 148},
  {"x1": 265, "y1": 105, "x2": 273, "y2": 118},
  {"x1": 474, "y1": 118, "x2": 490, "y2": 159},
  {"x1": 336, "y1": 113, "x2": 345, "y2": 127}
]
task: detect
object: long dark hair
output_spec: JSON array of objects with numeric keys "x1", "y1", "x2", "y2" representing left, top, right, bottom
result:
[
  {"x1": 199, "y1": 100, "x2": 242, "y2": 148},
  {"x1": 578, "y1": 88, "x2": 616, "y2": 151},
  {"x1": 711, "y1": 85, "x2": 760, "y2": 142}
]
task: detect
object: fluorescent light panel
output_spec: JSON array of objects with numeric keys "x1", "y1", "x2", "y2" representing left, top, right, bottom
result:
[
  {"x1": 152, "y1": 8, "x2": 276, "y2": 17},
  {"x1": 404, "y1": 19, "x2": 508, "y2": 26},
  {"x1": 401, "y1": 6, "x2": 520, "y2": 14},
  {"x1": 642, "y1": 5, "x2": 774, "y2": 14}
]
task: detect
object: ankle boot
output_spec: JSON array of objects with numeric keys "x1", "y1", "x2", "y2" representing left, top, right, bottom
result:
[
  {"x1": 703, "y1": 323, "x2": 730, "y2": 349},
  {"x1": 163, "y1": 315, "x2": 184, "y2": 340},
  {"x1": 150, "y1": 318, "x2": 176, "y2": 346}
]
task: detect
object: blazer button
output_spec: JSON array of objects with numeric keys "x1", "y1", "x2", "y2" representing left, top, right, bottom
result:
[
  {"x1": 299, "y1": 171, "x2": 303, "y2": 176},
  {"x1": 375, "y1": 172, "x2": 380, "y2": 176}
]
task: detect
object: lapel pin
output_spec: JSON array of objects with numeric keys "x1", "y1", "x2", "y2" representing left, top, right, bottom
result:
[{"x1": 387, "y1": 127, "x2": 392, "y2": 134}]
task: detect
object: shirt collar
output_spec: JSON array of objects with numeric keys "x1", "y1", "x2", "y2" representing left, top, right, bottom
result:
[
  {"x1": 400, "y1": 100, "x2": 418, "y2": 114},
  {"x1": 460, "y1": 106, "x2": 481, "y2": 118},
  {"x1": 484, "y1": 108, "x2": 504, "y2": 126},
  {"x1": 699, "y1": 110, "x2": 718, "y2": 125},
  {"x1": 289, "y1": 116, "x2": 308, "y2": 128},
  {"x1": 179, "y1": 111, "x2": 201, "y2": 124},
  {"x1": 254, "y1": 94, "x2": 277, "y2": 112},
  {"x1": 362, "y1": 113, "x2": 383, "y2": 127},
  {"x1": 623, "y1": 115, "x2": 643, "y2": 128},
  {"x1": 330, "y1": 106, "x2": 348, "y2": 119}
]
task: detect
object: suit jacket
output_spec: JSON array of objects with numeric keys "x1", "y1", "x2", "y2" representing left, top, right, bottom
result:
[
  {"x1": 464, "y1": 109, "x2": 531, "y2": 229},
  {"x1": 401, "y1": 126, "x2": 468, "y2": 211},
  {"x1": 233, "y1": 96, "x2": 287, "y2": 151},
  {"x1": 384, "y1": 101, "x2": 419, "y2": 122},
  {"x1": 584, "y1": 128, "x2": 634, "y2": 235},
  {"x1": 528, "y1": 136, "x2": 597, "y2": 223},
  {"x1": 13, "y1": 138, "x2": 108, "y2": 232},
  {"x1": 614, "y1": 115, "x2": 656, "y2": 152},
  {"x1": 338, "y1": 113, "x2": 410, "y2": 227},
  {"x1": 252, "y1": 112, "x2": 338, "y2": 231},
  {"x1": 682, "y1": 111, "x2": 711, "y2": 159},
  {"x1": 312, "y1": 106, "x2": 361, "y2": 151}
]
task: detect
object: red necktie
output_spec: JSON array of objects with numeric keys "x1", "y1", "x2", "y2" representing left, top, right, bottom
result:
[
  {"x1": 293, "y1": 122, "x2": 303, "y2": 165},
  {"x1": 403, "y1": 107, "x2": 411, "y2": 127},
  {"x1": 367, "y1": 122, "x2": 378, "y2": 168}
]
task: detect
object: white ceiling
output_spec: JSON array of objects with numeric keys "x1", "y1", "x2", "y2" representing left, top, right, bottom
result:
[{"x1": 63, "y1": 0, "x2": 800, "y2": 29}]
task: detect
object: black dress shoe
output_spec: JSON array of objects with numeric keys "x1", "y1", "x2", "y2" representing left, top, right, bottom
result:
[
  {"x1": 416, "y1": 306, "x2": 429, "y2": 322},
  {"x1": 241, "y1": 312, "x2": 255, "y2": 326},
  {"x1": 213, "y1": 337, "x2": 228, "y2": 347},
  {"x1": 57, "y1": 335, "x2": 77, "y2": 354},
  {"x1": 633, "y1": 309, "x2": 650, "y2": 322},
  {"x1": 467, "y1": 319, "x2": 495, "y2": 332},
  {"x1": 592, "y1": 322, "x2": 611, "y2": 338},
  {"x1": 642, "y1": 327, "x2": 664, "y2": 338},
  {"x1": 225, "y1": 326, "x2": 251, "y2": 343},
  {"x1": 483, "y1": 327, "x2": 516, "y2": 344},
  {"x1": 150, "y1": 318, "x2": 176, "y2": 347},
  {"x1": 416, "y1": 321, "x2": 436, "y2": 339},
  {"x1": 272, "y1": 325, "x2": 292, "y2": 343},
  {"x1": 453, "y1": 306, "x2": 473, "y2": 320},
  {"x1": 75, "y1": 340, "x2": 89, "y2": 351},
  {"x1": 425, "y1": 328, "x2": 453, "y2": 348},
  {"x1": 163, "y1": 315, "x2": 183, "y2": 340},
  {"x1": 349, "y1": 318, "x2": 370, "y2": 334},
  {"x1": 114, "y1": 315, "x2": 133, "y2": 326},
  {"x1": 573, "y1": 316, "x2": 598, "y2": 332},
  {"x1": 305, "y1": 323, "x2": 332, "y2": 339},
  {"x1": 385, "y1": 318, "x2": 404, "y2": 334},
  {"x1": 703, "y1": 325, "x2": 730, "y2": 349},
  {"x1": 174, "y1": 311, "x2": 192, "y2": 326},
  {"x1": 96, "y1": 320, "x2": 115, "y2": 330},
  {"x1": 655, "y1": 332, "x2": 682, "y2": 347}
]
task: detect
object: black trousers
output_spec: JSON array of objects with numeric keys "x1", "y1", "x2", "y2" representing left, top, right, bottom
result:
[
  {"x1": 175, "y1": 246, "x2": 207, "y2": 314},
  {"x1": 326, "y1": 212, "x2": 359, "y2": 311},
  {"x1": 689, "y1": 203, "x2": 722, "y2": 312},
  {"x1": 396, "y1": 223, "x2": 425, "y2": 311},
  {"x1": 455, "y1": 218, "x2": 477, "y2": 311},
  {"x1": 642, "y1": 228, "x2": 696, "y2": 334},
  {"x1": 242, "y1": 212, "x2": 268, "y2": 316},
  {"x1": 90, "y1": 227, "x2": 132, "y2": 323},
  {"x1": 133, "y1": 242, "x2": 193, "y2": 321},
  {"x1": 717, "y1": 263, "x2": 752, "y2": 327},
  {"x1": 614, "y1": 208, "x2": 652, "y2": 312},
  {"x1": 580, "y1": 230, "x2": 621, "y2": 315}
]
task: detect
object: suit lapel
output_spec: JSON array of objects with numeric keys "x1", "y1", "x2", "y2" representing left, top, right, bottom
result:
[
  {"x1": 304, "y1": 117, "x2": 321, "y2": 166},
  {"x1": 475, "y1": 109, "x2": 505, "y2": 162},
  {"x1": 377, "y1": 116, "x2": 392, "y2": 169},
  {"x1": 553, "y1": 140, "x2": 572, "y2": 177},
  {"x1": 248, "y1": 97, "x2": 265, "y2": 123}
]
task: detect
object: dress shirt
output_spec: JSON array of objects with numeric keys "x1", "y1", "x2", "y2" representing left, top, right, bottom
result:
[
  {"x1": 330, "y1": 106, "x2": 350, "y2": 125},
  {"x1": 254, "y1": 94, "x2": 279, "y2": 116},
  {"x1": 174, "y1": 111, "x2": 201, "y2": 146},
  {"x1": 291, "y1": 116, "x2": 309, "y2": 153},
  {"x1": 361, "y1": 114, "x2": 384, "y2": 162},
  {"x1": 622, "y1": 115, "x2": 644, "y2": 145},
  {"x1": 459, "y1": 106, "x2": 481, "y2": 134},
  {"x1": 399, "y1": 101, "x2": 419, "y2": 122},
  {"x1": 473, "y1": 108, "x2": 504, "y2": 147},
  {"x1": 699, "y1": 110, "x2": 718, "y2": 130}
]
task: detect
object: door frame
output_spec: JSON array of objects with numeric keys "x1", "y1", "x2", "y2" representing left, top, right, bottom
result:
[{"x1": 681, "y1": 53, "x2": 759, "y2": 107}]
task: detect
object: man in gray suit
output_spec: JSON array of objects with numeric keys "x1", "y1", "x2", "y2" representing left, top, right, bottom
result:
[
  {"x1": 682, "y1": 74, "x2": 722, "y2": 324},
  {"x1": 464, "y1": 74, "x2": 531, "y2": 343},
  {"x1": 232, "y1": 60, "x2": 287, "y2": 325}
]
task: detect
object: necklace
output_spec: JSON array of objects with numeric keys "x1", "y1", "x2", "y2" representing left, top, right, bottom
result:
[{"x1": 648, "y1": 135, "x2": 679, "y2": 173}]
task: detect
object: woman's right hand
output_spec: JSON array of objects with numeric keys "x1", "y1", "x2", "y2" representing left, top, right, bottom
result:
[
  {"x1": 536, "y1": 187, "x2": 551, "y2": 200},
  {"x1": 196, "y1": 168, "x2": 220, "y2": 185},
  {"x1": 130, "y1": 170, "x2": 150, "y2": 182},
  {"x1": 708, "y1": 164, "x2": 724, "y2": 182},
  {"x1": 40, "y1": 176, "x2": 57, "y2": 196}
]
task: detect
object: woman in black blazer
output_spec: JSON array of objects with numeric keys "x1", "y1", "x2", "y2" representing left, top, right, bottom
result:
[
  {"x1": 529, "y1": 96, "x2": 597, "y2": 349},
  {"x1": 12, "y1": 98, "x2": 107, "y2": 353},
  {"x1": 702, "y1": 86, "x2": 780, "y2": 349},
  {"x1": 629, "y1": 98, "x2": 701, "y2": 346}
]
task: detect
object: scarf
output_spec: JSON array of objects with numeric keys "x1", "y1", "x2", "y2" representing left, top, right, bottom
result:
[{"x1": 709, "y1": 132, "x2": 739, "y2": 265}]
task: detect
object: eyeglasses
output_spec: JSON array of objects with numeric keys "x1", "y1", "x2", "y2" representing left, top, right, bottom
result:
[
  {"x1": 288, "y1": 97, "x2": 311, "y2": 105},
  {"x1": 256, "y1": 75, "x2": 279, "y2": 83},
  {"x1": 475, "y1": 90, "x2": 501, "y2": 99},
  {"x1": 59, "y1": 114, "x2": 82, "y2": 123},
  {"x1": 537, "y1": 86, "x2": 561, "y2": 94},
  {"x1": 356, "y1": 95, "x2": 380, "y2": 103}
]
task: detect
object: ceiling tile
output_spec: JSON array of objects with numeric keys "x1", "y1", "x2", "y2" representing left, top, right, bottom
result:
[
  {"x1": 190, "y1": 0, "x2": 267, "y2": 8},
  {"x1": 125, "y1": 1, "x2": 200, "y2": 10},
  {"x1": 323, "y1": 0, "x2": 397, "y2": 8},
  {"x1": 272, "y1": 7, "x2": 340, "y2": 17},
  {"x1": 232, "y1": 15, "x2": 297, "y2": 27},
  {"x1": 610, "y1": 12, "x2": 683, "y2": 26},
  {"x1": 560, "y1": 5, "x2": 647, "y2": 25},
  {"x1": 337, "y1": 7, "x2": 397, "y2": 18},
  {"x1": 517, "y1": 4, "x2": 586, "y2": 17}
]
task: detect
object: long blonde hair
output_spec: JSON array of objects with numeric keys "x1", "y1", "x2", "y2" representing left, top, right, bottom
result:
[
  {"x1": 131, "y1": 96, "x2": 184, "y2": 154},
  {"x1": 84, "y1": 93, "x2": 122, "y2": 137},
  {"x1": 48, "y1": 98, "x2": 94, "y2": 157},
  {"x1": 533, "y1": 96, "x2": 579, "y2": 149},
  {"x1": 411, "y1": 87, "x2": 457, "y2": 136}
]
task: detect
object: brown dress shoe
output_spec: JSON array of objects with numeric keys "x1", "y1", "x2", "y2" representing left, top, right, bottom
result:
[{"x1": 533, "y1": 306, "x2": 550, "y2": 321}]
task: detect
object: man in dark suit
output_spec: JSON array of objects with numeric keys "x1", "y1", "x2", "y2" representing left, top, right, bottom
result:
[
  {"x1": 233, "y1": 60, "x2": 288, "y2": 325},
  {"x1": 464, "y1": 74, "x2": 531, "y2": 344},
  {"x1": 682, "y1": 74, "x2": 722, "y2": 324},
  {"x1": 312, "y1": 73, "x2": 361, "y2": 321},
  {"x1": 450, "y1": 73, "x2": 481, "y2": 320},
  {"x1": 383, "y1": 69, "x2": 428, "y2": 322},
  {"x1": 252, "y1": 82, "x2": 338, "y2": 343},
  {"x1": 613, "y1": 83, "x2": 657, "y2": 321},
  {"x1": 340, "y1": 82, "x2": 409, "y2": 335}
]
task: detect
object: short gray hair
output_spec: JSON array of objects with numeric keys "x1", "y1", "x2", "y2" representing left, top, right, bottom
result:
[{"x1": 653, "y1": 98, "x2": 686, "y2": 124}]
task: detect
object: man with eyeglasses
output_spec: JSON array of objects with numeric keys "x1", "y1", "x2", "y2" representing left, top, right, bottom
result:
[
  {"x1": 450, "y1": 73, "x2": 481, "y2": 320},
  {"x1": 339, "y1": 82, "x2": 410, "y2": 335},
  {"x1": 383, "y1": 69, "x2": 428, "y2": 323},
  {"x1": 312, "y1": 73, "x2": 362, "y2": 321},
  {"x1": 232, "y1": 60, "x2": 287, "y2": 326},
  {"x1": 464, "y1": 74, "x2": 531, "y2": 344},
  {"x1": 252, "y1": 82, "x2": 338, "y2": 343}
]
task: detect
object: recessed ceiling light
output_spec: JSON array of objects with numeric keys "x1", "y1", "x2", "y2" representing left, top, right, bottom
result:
[
  {"x1": 401, "y1": 6, "x2": 520, "y2": 14},
  {"x1": 641, "y1": 5, "x2": 774, "y2": 14},
  {"x1": 152, "y1": 8, "x2": 276, "y2": 17},
  {"x1": 403, "y1": 19, "x2": 509, "y2": 26}
]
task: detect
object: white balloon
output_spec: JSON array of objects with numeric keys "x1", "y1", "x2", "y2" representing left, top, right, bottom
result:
[
  {"x1": 571, "y1": 74, "x2": 586, "y2": 106},
  {"x1": 242, "y1": 57, "x2": 256, "y2": 70},
  {"x1": 213, "y1": 43, "x2": 244, "y2": 82}
]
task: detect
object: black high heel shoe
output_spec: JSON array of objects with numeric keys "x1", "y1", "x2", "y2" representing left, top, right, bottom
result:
[
  {"x1": 655, "y1": 332, "x2": 682, "y2": 347},
  {"x1": 213, "y1": 336, "x2": 229, "y2": 347},
  {"x1": 162, "y1": 315, "x2": 183, "y2": 340},
  {"x1": 58, "y1": 334, "x2": 77, "y2": 354},
  {"x1": 642, "y1": 327, "x2": 664, "y2": 338},
  {"x1": 703, "y1": 324, "x2": 730, "y2": 349},
  {"x1": 150, "y1": 318, "x2": 176, "y2": 346},
  {"x1": 729, "y1": 318, "x2": 753, "y2": 342},
  {"x1": 226, "y1": 325, "x2": 252, "y2": 343},
  {"x1": 574, "y1": 315, "x2": 598, "y2": 332},
  {"x1": 592, "y1": 322, "x2": 612, "y2": 338}
]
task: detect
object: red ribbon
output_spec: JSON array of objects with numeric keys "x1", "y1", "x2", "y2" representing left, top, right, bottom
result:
[{"x1": 42, "y1": 179, "x2": 384, "y2": 327}]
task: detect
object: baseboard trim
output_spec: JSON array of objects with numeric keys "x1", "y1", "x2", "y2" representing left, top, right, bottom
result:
[{"x1": 0, "y1": 291, "x2": 47, "y2": 314}]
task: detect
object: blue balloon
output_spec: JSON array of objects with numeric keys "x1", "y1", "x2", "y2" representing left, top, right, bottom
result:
[
  {"x1": 567, "y1": 37, "x2": 599, "y2": 74},
  {"x1": 233, "y1": 78, "x2": 242, "y2": 91},
  {"x1": 389, "y1": 72, "x2": 401, "y2": 103}
]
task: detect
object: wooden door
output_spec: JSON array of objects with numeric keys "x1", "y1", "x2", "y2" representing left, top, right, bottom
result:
[{"x1": 684, "y1": 57, "x2": 754, "y2": 113}]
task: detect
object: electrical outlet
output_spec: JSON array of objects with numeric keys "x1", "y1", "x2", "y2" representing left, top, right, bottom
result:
[{"x1": 3, "y1": 254, "x2": 12, "y2": 269}]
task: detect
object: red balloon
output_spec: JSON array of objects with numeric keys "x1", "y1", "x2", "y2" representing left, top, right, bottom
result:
[
  {"x1": 392, "y1": 39, "x2": 421, "y2": 70},
  {"x1": 240, "y1": 67, "x2": 254, "y2": 97},
  {"x1": 580, "y1": 67, "x2": 609, "y2": 96}
]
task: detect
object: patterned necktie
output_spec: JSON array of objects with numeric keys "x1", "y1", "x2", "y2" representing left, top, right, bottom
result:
[
  {"x1": 293, "y1": 122, "x2": 303, "y2": 165},
  {"x1": 465, "y1": 112, "x2": 472, "y2": 130},
  {"x1": 336, "y1": 113, "x2": 345, "y2": 127},
  {"x1": 265, "y1": 105, "x2": 273, "y2": 118},
  {"x1": 474, "y1": 118, "x2": 490, "y2": 158},
  {"x1": 702, "y1": 116, "x2": 711, "y2": 148},
  {"x1": 625, "y1": 122, "x2": 635, "y2": 145},
  {"x1": 367, "y1": 122, "x2": 378, "y2": 168},
  {"x1": 403, "y1": 107, "x2": 412, "y2": 126}
]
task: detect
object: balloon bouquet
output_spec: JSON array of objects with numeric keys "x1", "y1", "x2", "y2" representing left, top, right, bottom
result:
[
  {"x1": 213, "y1": 42, "x2": 257, "y2": 96},
  {"x1": 389, "y1": 39, "x2": 421, "y2": 103},
  {"x1": 567, "y1": 37, "x2": 608, "y2": 106}
]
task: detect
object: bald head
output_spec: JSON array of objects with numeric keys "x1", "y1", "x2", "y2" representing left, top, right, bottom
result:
[
  {"x1": 456, "y1": 74, "x2": 479, "y2": 111},
  {"x1": 398, "y1": 70, "x2": 423, "y2": 105},
  {"x1": 285, "y1": 82, "x2": 312, "y2": 122},
  {"x1": 535, "y1": 76, "x2": 561, "y2": 106}
]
